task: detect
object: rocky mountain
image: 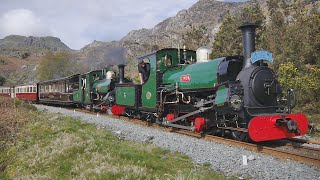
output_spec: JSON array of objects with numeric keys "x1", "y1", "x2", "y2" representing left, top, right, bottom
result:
[
  {"x1": 0, "y1": 35, "x2": 71, "y2": 58},
  {"x1": 77, "y1": 0, "x2": 253, "y2": 70},
  {"x1": 121, "y1": 0, "x2": 247, "y2": 49},
  {"x1": 1, "y1": 0, "x2": 264, "y2": 84}
]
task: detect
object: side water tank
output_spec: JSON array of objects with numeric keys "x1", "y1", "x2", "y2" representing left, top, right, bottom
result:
[{"x1": 196, "y1": 46, "x2": 212, "y2": 63}]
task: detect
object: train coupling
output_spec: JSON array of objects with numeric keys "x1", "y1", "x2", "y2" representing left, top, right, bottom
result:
[{"x1": 275, "y1": 115, "x2": 300, "y2": 135}]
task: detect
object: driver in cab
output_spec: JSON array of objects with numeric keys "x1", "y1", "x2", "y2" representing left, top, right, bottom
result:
[{"x1": 138, "y1": 59, "x2": 150, "y2": 85}]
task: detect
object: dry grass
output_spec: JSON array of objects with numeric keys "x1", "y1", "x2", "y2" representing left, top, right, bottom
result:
[
  {"x1": 0, "y1": 97, "x2": 36, "y2": 150},
  {"x1": 0, "y1": 101, "x2": 229, "y2": 179}
]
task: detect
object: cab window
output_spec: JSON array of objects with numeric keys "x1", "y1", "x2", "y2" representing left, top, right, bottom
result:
[{"x1": 162, "y1": 55, "x2": 172, "y2": 67}]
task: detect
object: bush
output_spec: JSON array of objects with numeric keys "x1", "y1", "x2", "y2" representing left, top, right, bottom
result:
[
  {"x1": 278, "y1": 63, "x2": 320, "y2": 116},
  {"x1": 0, "y1": 97, "x2": 37, "y2": 150}
]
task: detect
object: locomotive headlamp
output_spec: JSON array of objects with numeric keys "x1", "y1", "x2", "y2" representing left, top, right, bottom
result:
[{"x1": 230, "y1": 95, "x2": 242, "y2": 111}]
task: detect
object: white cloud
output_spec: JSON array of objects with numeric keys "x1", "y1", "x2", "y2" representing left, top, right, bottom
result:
[
  {"x1": 0, "y1": 8, "x2": 50, "y2": 38},
  {"x1": 0, "y1": 0, "x2": 198, "y2": 49}
]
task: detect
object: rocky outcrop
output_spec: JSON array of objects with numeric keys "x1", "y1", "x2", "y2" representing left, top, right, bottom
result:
[
  {"x1": 77, "y1": 0, "x2": 250, "y2": 70},
  {"x1": 0, "y1": 35, "x2": 71, "y2": 58},
  {"x1": 120, "y1": 0, "x2": 247, "y2": 49}
]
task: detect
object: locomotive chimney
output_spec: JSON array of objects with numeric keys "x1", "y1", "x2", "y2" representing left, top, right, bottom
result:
[
  {"x1": 118, "y1": 64, "x2": 125, "y2": 84},
  {"x1": 240, "y1": 24, "x2": 258, "y2": 69}
]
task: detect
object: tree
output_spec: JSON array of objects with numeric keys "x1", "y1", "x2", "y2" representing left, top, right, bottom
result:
[
  {"x1": 0, "y1": 76, "x2": 5, "y2": 86},
  {"x1": 211, "y1": 1, "x2": 265, "y2": 58},
  {"x1": 211, "y1": 14, "x2": 242, "y2": 58},
  {"x1": 37, "y1": 52, "x2": 81, "y2": 81},
  {"x1": 182, "y1": 25, "x2": 209, "y2": 50}
]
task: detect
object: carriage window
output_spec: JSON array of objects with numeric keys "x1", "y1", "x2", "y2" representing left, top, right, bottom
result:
[
  {"x1": 33, "y1": 86, "x2": 36, "y2": 92},
  {"x1": 62, "y1": 83, "x2": 65, "y2": 92},
  {"x1": 73, "y1": 81, "x2": 79, "y2": 90}
]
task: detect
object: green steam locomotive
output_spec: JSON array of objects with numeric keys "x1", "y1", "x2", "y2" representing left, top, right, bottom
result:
[{"x1": 37, "y1": 24, "x2": 308, "y2": 142}]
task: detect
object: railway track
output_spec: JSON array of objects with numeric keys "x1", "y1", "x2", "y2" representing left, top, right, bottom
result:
[{"x1": 72, "y1": 108, "x2": 320, "y2": 167}]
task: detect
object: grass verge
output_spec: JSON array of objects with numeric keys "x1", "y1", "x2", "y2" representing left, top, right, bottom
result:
[{"x1": 0, "y1": 97, "x2": 229, "y2": 179}]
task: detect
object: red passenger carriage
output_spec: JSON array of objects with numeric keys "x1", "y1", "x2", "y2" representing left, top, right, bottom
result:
[
  {"x1": 0, "y1": 86, "x2": 12, "y2": 97},
  {"x1": 15, "y1": 84, "x2": 38, "y2": 101}
]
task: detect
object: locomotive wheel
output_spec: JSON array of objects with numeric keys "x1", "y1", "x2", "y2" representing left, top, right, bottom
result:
[{"x1": 231, "y1": 130, "x2": 248, "y2": 142}]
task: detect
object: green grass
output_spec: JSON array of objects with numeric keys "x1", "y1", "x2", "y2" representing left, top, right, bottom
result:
[{"x1": 0, "y1": 113, "x2": 229, "y2": 179}]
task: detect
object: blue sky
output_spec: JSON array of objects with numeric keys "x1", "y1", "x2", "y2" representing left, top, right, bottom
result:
[{"x1": 0, "y1": 0, "x2": 247, "y2": 49}]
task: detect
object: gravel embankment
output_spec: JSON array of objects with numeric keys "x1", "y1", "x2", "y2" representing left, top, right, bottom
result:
[{"x1": 34, "y1": 104, "x2": 320, "y2": 179}]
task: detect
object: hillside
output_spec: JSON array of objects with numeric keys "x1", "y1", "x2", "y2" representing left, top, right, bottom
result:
[
  {"x1": 0, "y1": 35, "x2": 71, "y2": 58},
  {"x1": 2, "y1": 0, "x2": 317, "y2": 84},
  {"x1": 79, "y1": 0, "x2": 250, "y2": 61}
]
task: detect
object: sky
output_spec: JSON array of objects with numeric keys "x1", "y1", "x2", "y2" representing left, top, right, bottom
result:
[{"x1": 0, "y1": 0, "x2": 247, "y2": 50}]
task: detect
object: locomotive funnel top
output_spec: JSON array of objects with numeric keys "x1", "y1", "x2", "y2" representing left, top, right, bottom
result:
[
  {"x1": 118, "y1": 64, "x2": 125, "y2": 84},
  {"x1": 240, "y1": 23, "x2": 258, "y2": 69}
]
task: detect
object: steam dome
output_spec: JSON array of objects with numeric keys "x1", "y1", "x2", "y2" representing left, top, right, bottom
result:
[{"x1": 196, "y1": 46, "x2": 212, "y2": 63}]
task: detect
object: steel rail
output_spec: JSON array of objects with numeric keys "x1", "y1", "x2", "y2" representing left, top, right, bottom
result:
[
  {"x1": 288, "y1": 137, "x2": 320, "y2": 145},
  {"x1": 69, "y1": 108, "x2": 320, "y2": 167}
]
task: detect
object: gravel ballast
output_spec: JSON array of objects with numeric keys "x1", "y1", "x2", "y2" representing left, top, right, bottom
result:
[{"x1": 34, "y1": 104, "x2": 320, "y2": 179}]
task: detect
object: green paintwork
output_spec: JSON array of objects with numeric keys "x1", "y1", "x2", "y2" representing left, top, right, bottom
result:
[
  {"x1": 73, "y1": 70, "x2": 104, "y2": 105},
  {"x1": 215, "y1": 86, "x2": 228, "y2": 106},
  {"x1": 93, "y1": 79, "x2": 111, "y2": 94},
  {"x1": 72, "y1": 77, "x2": 83, "y2": 103},
  {"x1": 139, "y1": 49, "x2": 196, "y2": 109},
  {"x1": 116, "y1": 86, "x2": 136, "y2": 106},
  {"x1": 157, "y1": 49, "x2": 196, "y2": 73},
  {"x1": 162, "y1": 58, "x2": 224, "y2": 90},
  {"x1": 141, "y1": 54, "x2": 157, "y2": 108}
]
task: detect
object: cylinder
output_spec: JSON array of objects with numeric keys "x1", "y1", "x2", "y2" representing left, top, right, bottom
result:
[
  {"x1": 240, "y1": 24, "x2": 258, "y2": 69},
  {"x1": 118, "y1": 64, "x2": 125, "y2": 84}
]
